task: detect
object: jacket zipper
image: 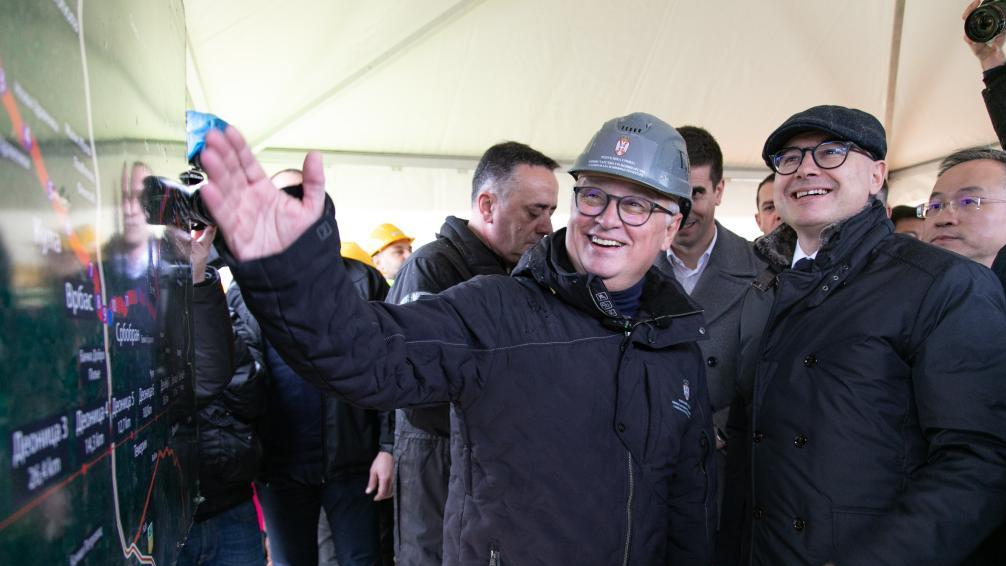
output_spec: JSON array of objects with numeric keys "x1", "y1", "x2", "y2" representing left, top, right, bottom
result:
[
  {"x1": 621, "y1": 449, "x2": 634, "y2": 566},
  {"x1": 488, "y1": 545, "x2": 501, "y2": 566},
  {"x1": 320, "y1": 393, "x2": 328, "y2": 484}
]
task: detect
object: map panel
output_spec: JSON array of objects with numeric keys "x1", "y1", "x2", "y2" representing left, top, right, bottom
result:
[{"x1": 0, "y1": 1, "x2": 195, "y2": 564}]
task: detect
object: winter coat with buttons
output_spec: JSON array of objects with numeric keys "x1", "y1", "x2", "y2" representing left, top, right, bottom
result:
[
  {"x1": 228, "y1": 212, "x2": 718, "y2": 566},
  {"x1": 735, "y1": 200, "x2": 1006, "y2": 566}
]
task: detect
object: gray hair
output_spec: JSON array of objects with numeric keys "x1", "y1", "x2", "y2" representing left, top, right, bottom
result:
[{"x1": 938, "y1": 146, "x2": 1006, "y2": 176}]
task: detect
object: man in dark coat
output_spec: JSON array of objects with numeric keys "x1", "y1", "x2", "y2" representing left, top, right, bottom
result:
[
  {"x1": 227, "y1": 174, "x2": 394, "y2": 566},
  {"x1": 198, "y1": 113, "x2": 717, "y2": 565},
  {"x1": 651, "y1": 126, "x2": 763, "y2": 565},
  {"x1": 735, "y1": 104, "x2": 1006, "y2": 566},
  {"x1": 388, "y1": 141, "x2": 559, "y2": 566},
  {"x1": 179, "y1": 226, "x2": 269, "y2": 566}
]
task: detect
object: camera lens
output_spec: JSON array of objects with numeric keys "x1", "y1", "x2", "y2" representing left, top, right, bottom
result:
[{"x1": 966, "y1": 4, "x2": 1006, "y2": 43}]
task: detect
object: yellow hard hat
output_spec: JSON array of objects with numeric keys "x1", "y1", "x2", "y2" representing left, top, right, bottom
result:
[
  {"x1": 365, "y1": 223, "x2": 414, "y2": 255},
  {"x1": 341, "y1": 241, "x2": 376, "y2": 267}
]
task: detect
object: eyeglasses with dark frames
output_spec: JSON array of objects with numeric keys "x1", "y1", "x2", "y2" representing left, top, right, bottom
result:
[
  {"x1": 573, "y1": 186, "x2": 678, "y2": 227},
  {"x1": 769, "y1": 140, "x2": 875, "y2": 176}
]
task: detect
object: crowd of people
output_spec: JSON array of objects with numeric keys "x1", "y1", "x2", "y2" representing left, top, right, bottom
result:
[{"x1": 177, "y1": 8, "x2": 1006, "y2": 566}]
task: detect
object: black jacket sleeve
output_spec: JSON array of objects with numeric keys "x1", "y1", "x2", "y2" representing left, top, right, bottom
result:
[
  {"x1": 983, "y1": 64, "x2": 1006, "y2": 149},
  {"x1": 192, "y1": 266, "x2": 268, "y2": 520},
  {"x1": 345, "y1": 257, "x2": 390, "y2": 302},
  {"x1": 386, "y1": 249, "x2": 470, "y2": 436},
  {"x1": 193, "y1": 266, "x2": 235, "y2": 404},
  {"x1": 230, "y1": 215, "x2": 489, "y2": 412},
  {"x1": 344, "y1": 258, "x2": 393, "y2": 451},
  {"x1": 834, "y1": 260, "x2": 1006, "y2": 566}
]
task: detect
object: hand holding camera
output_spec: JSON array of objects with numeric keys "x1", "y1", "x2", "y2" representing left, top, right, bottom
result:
[{"x1": 965, "y1": 0, "x2": 1006, "y2": 70}]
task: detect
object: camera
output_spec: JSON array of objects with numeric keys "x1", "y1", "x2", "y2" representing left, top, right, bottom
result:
[
  {"x1": 141, "y1": 173, "x2": 214, "y2": 230},
  {"x1": 966, "y1": 0, "x2": 1006, "y2": 43}
]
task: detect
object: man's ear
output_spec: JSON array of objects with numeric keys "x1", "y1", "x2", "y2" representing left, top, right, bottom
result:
[
  {"x1": 713, "y1": 178, "x2": 725, "y2": 206},
  {"x1": 477, "y1": 191, "x2": 496, "y2": 223},
  {"x1": 659, "y1": 213, "x2": 683, "y2": 251},
  {"x1": 869, "y1": 161, "x2": 888, "y2": 196}
]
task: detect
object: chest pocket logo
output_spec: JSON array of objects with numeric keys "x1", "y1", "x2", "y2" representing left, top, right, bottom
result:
[{"x1": 672, "y1": 379, "x2": 692, "y2": 418}]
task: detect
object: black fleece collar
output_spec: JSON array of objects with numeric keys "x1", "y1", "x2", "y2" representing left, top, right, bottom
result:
[
  {"x1": 754, "y1": 198, "x2": 893, "y2": 274},
  {"x1": 513, "y1": 228, "x2": 702, "y2": 326}
]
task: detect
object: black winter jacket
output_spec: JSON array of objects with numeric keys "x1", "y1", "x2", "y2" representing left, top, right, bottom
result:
[
  {"x1": 387, "y1": 215, "x2": 510, "y2": 436},
  {"x1": 191, "y1": 266, "x2": 268, "y2": 521},
  {"x1": 228, "y1": 258, "x2": 393, "y2": 483},
  {"x1": 228, "y1": 214, "x2": 718, "y2": 566},
  {"x1": 983, "y1": 63, "x2": 1006, "y2": 149},
  {"x1": 738, "y1": 201, "x2": 1006, "y2": 566}
]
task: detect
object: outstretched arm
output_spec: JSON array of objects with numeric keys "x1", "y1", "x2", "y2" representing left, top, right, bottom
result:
[{"x1": 200, "y1": 126, "x2": 326, "y2": 261}]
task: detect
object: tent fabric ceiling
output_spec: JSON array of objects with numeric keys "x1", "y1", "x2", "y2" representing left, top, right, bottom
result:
[{"x1": 185, "y1": 0, "x2": 997, "y2": 205}]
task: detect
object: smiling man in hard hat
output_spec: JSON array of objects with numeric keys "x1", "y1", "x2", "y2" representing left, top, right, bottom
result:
[{"x1": 199, "y1": 113, "x2": 716, "y2": 565}]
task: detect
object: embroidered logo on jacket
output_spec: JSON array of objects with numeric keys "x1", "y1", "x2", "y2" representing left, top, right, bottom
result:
[{"x1": 672, "y1": 379, "x2": 692, "y2": 418}]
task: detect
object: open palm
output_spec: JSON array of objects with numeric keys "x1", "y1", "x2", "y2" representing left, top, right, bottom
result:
[{"x1": 200, "y1": 126, "x2": 326, "y2": 262}]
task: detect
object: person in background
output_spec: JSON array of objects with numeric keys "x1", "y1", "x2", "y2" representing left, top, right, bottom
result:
[
  {"x1": 226, "y1": 171, "x2": 394, "y2": 566},
  {"x1": 653, "y1": 126, "x2": 763, "y2": 566},
  {"x1": 388, "y1": 141, "x2": 559, "y2": 566},
  {"x1": 919, "y1": 148, "x2": 1006, "y2": 266},
  {"x1": 341, "y1": 241, "x2": 377, "y2": 268},
  {"x1": 366, "y1": 223, "x2": 413, "y2": 283},
  {"x1": 890, "y1": 204, "x2": 923, "y2": 238},
  {"x1": 754, "y1": 173, "x2": 781, "y2": 235},
  {"x1": 178, "y1": 225, "x2": 269, "y2": 566}
]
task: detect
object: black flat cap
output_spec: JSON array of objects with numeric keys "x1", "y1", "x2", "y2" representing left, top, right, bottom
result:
[{"x1": 762, "y1": 105, "x2": 887, "y2": 168}]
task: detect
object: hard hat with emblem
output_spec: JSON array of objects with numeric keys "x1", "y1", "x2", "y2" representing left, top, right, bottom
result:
[
  {"x1": 365, "y1": 223, "x2": 414, "y2": 256},
  {"x1": 569, "y1": 112, "x2": 692, "y2": 222},
  {"x1": 341, "y1": 241, "x2": 376, "y2": 267}
]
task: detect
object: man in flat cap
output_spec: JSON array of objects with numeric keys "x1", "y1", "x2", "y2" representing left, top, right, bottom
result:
[{"x1": 731, "y1": 105, "x2": 1006, "y2": 566}]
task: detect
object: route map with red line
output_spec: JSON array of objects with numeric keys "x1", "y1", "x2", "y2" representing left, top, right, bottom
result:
[{"x1": 0, "y1": 2, "x2": 195, "y2": 564}]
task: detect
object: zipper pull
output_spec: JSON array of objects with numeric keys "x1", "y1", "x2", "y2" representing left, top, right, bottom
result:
[{"x1": 489, "y1": 547, "x2": 501, "y2": 566}]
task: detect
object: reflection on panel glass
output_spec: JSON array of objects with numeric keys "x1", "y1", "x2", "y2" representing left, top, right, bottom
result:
[{"x1": 0, "y1": 1, "x2": 194, "y2": 564}]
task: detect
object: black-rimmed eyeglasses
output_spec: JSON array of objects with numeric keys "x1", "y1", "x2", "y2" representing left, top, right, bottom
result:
[
  {"x1": 769, "y1": 141, "x2": 875, "y2": 176},
  {"x1": 573, "y1": 186, "x2": 679, "y2": 227}
]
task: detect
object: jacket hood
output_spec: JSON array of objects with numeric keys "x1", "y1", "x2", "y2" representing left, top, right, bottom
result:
[{"x1": 513, "y1": 228, "x2": 702, "y2": 327}]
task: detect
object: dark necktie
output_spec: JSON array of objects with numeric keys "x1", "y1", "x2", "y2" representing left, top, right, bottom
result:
[{"x1": 793, "y1": 257, "x2": 815, "y2": 272}]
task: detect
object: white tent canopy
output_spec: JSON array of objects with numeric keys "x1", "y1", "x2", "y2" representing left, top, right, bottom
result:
[{"x1": 185, "y1": 0, "x2": 997, "y2": 243}]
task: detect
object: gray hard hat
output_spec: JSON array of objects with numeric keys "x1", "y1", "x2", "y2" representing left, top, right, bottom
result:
[{"x1": 570, "y1": 112, "x2": 692, "y2": 221}]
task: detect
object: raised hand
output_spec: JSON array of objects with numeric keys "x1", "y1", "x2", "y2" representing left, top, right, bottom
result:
[
  {"x1": 200, "y1": 126, "x2": 327, "y2": 262},
  {"x1": 964, "y1": 0, "x2": 1006, "y2": 71}
]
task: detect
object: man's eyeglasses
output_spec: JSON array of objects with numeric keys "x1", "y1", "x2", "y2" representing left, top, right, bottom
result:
[
  {"x1": 769, "y1": 141, "x2": 875, "y2": 176},
  {"x1": 915, "y1": 195, "x2": 1006, "y2": 219},
  {"x1": 573, "y1": 186, "x2": 678, "y2": 227}
]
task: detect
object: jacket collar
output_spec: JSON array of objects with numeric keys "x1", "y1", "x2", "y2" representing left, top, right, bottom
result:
[
  {"x1": 513, "y1": 228, "x2": 703, "y2": 329},
  {"x1": 754, "y1": 197, "x2": 892, "y2": 275},
  {"x1": 438, "y1": 215, "x2": 510, "y2": 274},
  {"x1": 706, "y1": 221, "x2": 761, "y2": 278}
]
